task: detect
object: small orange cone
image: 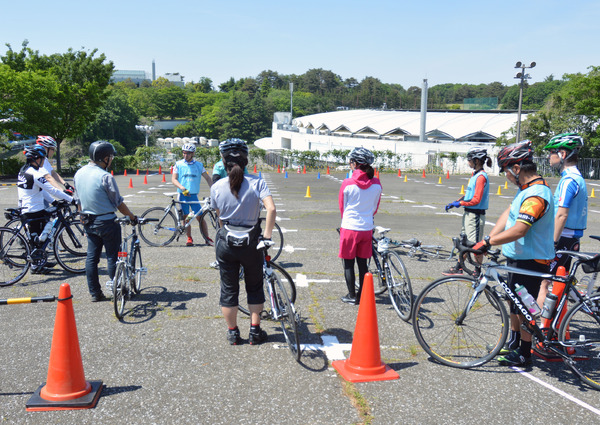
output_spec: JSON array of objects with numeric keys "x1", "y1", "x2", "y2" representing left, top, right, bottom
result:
[
  {"x1": 446, "y1": 170, "x2": 450, "y2": 179},
  {"x1": 143, "y1": 175, "x2": 148, "y2": 185},
  {"x1": 327, "y1": 166, "x2": 330, "y2": 175},
  {"x1": 128, "y1": 178, "x2": 133, "y2": 189},
  {"x1": 332, "y1": 273, "x2": 399, "y2": 382},
  {"x1": 162, "y1": 173, "x2": 166, "y2": 183},
  {"x1": 277, "y1": 165, "x2": 280, "y2": 173},
  {"x1": 26, "y1": 283, "x2": 103, "y2": 411},
  {"x1": 159, "y1": 165, "x2": 162, "y2": 175},
  {"x1": 111, "y1": 170, "x2": 114, "y2": 176},
  {"x1": 303, "y1": 165, "x2": 306, "y2": 174},
  {"x1": 253, "y1": 164, "x2": 257, "y2": 173},
  {"x1": 422, "y1": 169, "x2": 426, "y2": 178},
  {"x1": 124, "y1": 169, "x2": 127, "y2": 177},
  {"x1": 398, "y1": 169, "x2": 401, "y2": 178},
  {"x1": 304, "y1": 186, "x2": 311, "y2": 198},
  {"x1": 146, "y1": 169, "x2": 149, "y2": 175},
  {"x1": 136, "y1": 169, "x2": 139, "y2": 175}
]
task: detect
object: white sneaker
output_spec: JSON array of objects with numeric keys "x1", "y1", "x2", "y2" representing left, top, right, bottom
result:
[
  {"x1": 105, "y1": 280, "x2": 113, "y2": 291},
  {"x1": 209, "y1": 261, "x2": 219, "y2": 269}
]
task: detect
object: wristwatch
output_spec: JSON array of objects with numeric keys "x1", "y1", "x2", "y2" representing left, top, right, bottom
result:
[{"x1": 484, "y1": 235, "x2": 491, "y2": 248}]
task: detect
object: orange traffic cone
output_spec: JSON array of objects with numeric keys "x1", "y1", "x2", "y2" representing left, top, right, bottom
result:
[
  {"x1": 136, "y1": 169, "x2": 139, "y2": 175},
  {"x1": 304, "y1": 186, "x2": 311, "y2": 198},
  {"x1": 327, "y1": 166, "x2": 330, "y2": 175},
  {"x1": 332, "y1": 273, "x2": 399, "y2": 382},
  {"x1": 146, "y1": 169, "x2": 149, "y2": 175},
  {"x1": 422, "y1": 169, "x2": 426, "y2": 178},
  {"x1": 398, "y1": 169, "x2": 401, "y2": 178},
  {"x1": 111, "y1": 170, "x2": 114, "y2": 176},
  {"x1": 162, "y1": 173, "x2": 166, "y2": 183},
  {"x1": 143, "y1": 175, "x2": 148, "y2": 185},
  {"x1": 159, "y1": 165, "x2": 162, "y2": 175},
  {"x1": 277, "y1": 165, "x2": 280, "y2": 173},
  {"x1": 128, "y1": 178, "x2": 133, "y2": 189},
  {"x1": 253, "y1": 164, "x2": 257, "y2": 173},
  {"x1": 124, "y1": 169, "x2": 127, "y2": 177},
  {"x1": 303, "y1": 165, "x2": 306, "y2": 174},
  {"x1": 446, "y1": 170, "x2": 450, "y2": 179},
  {"x1": 26, "y1": 283, "x2": 103, "y2": 411}
]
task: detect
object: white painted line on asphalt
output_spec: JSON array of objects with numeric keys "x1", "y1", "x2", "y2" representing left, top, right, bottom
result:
[
  {"x1": 392, "y1": 199, "x2": 415, "y2": 203},
  {"x1": 294, "y1": 274, "x2": 338, "y2": 287},
  {"x1": 279, "y1": 228, "x2": 297, "y2": 234},
  {"x1": 123, "y1": 195, "x2": 136, "y2": 198},
  {"x1": 510, "y1": 367, "x2": 600, "y2": 417},
  {"x1": 590, "y1": 210, "x2": 600, "y2": 214},
  {"x1": 137, "y1": 191, "x2": 158, "y2": 194},
  {"x1": 276, "y1": 217, "x2": 291, "y2": 221},
  {"x1": 282, "y1": 245, "x2": 306, "y2": 253},
  {"x1": 436, "y1": 211, "x2": 462, "y2": 217},
  {"x1": 289, "y1": 335, "x2": 351, "y2": 361},
  {"x1": 412, "y1": 205, "x2": 436, "y2": 209}
]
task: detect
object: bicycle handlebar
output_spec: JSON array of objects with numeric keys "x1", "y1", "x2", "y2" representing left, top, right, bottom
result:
[{"x1": 257, "y1": 239, "x2": 275, "y2": 251}]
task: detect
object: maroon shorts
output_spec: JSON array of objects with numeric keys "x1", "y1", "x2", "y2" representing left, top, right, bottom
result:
[{"x1": 339, "y1": 228, "x2": 372, "y2": 260}]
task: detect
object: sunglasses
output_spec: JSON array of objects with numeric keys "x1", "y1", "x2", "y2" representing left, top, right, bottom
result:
[{"x1": 548, "y1": 149, "x2": 559, "y2": 155}]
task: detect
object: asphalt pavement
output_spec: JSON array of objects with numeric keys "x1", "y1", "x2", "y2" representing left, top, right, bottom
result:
[{"x1": 1, "y1": 168, "x2": 600, "y2": 424}]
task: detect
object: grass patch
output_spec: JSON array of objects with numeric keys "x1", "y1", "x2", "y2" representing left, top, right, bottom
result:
[
  {"x1": 340, "y1": 378, "x2": 374, "y2": 425},
  {"x1": 307, "y1": 284, "x2": 326, "y2": 333}
]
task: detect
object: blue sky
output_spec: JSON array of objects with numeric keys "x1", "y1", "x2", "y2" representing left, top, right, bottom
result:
[{"x1": 2, "y1": 0, "x2": 598, "y2": 89}]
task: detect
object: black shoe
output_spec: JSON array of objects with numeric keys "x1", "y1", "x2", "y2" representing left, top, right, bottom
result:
[
  {"x1": 227, "y1": 328, "x2": 241, "y2": 345},
  {"x1": 498, "y1": 350, "x2": 532, "y2": 367},
  {"x1": 31, "y1": 265, "x2": 51, "y2": 275},
  {"x1": 249, "y1": 327, "x2": 268, "y2": 345},
  {"x1": 91, "y1": 293, "x2": 109, "y2": 302},
  {"x1": 442, "y1": 265, "x2": 463, "y2": 276},
  {"x1": 341, "y1": 294, "x2": 357, "y2": 305}
]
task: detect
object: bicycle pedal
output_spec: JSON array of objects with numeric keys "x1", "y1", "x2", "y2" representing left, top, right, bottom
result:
[{"x1": 138, "y1": 267, "x2": 148, "y2": 275}]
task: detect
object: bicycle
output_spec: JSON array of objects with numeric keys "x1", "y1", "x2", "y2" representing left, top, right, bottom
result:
[
  {"x1": 112, "y1": 216, "x2": 156, "y2": 319},
  {"x1": 237, "y1": 240, "x2": 301, "y2": 360},
  {"x1": 367, "y1": 226, "x2": 413, "y2": 321},
  {"x1": 0, "y1": 201, "x2": 87, "y2": 286},
  {"x1": 412, "y1": 234, "x2": 600, "y2": 391},
  {"x1": 397, "y1": 237, "x2": 454, "y2": 260},
  {"x1": 138, "y1": 195, "x2": 216, "y2": 247}
]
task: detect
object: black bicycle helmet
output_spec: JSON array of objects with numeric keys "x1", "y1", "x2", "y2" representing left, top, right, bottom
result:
[
  {"x1": 89, "y1": 140, "x2": 117, "y2": 162},
  {"x1": 466, "y1": 147, "x2": 488, "y2": 161},
  {"x1": 497, "y1": 140, "x2": 534, "y2": 172},
  {"x1": 219, "y1": 138, "x2": 249, "y2": 157},
  {"x1": 23, "y1": 145, "x2": 47, "y2": 161},
  {"x1": 348, "y1": 147, "x2": 375, "y2": 165}
]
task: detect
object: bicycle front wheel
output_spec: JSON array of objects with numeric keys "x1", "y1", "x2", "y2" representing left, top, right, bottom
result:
[
  {"x1": 365, "y1": 249, "x2": 388, "y2": 295},
  {"x1": 0, "y1": 227, "x2": 30, "y2": 286},
  {"x1": 238, "y1": 262, "x2": 296, "y2": 316},
  {"x1": 412, "y1": 276, "x2": 508, "y2": 368},
  {"x1": 138, "y1": 207, "x2": 178, "y2": 247},
  {"x1": 261, "y1": 219, "x2": 284, "y2": 262},
  {"x1": 54, "y1": 224, "x2": 87, "y2": 274},
  {"x1": 113, "y1": 262, "x2": 128, "y2": 319},
  {"x1": 131, "y1": 246, "x2": 143, "y2": 294},
  {"x1": 385, "y1": 251, "x2": 413, "y2": 321},
  {"x1": 272, "y1": 270, "x2": 301, "y2": 360},
  {"x1": 558, "y1": 294, "x2": 600, "y2": 390},
  {"x1": 199, "y1": 209, "x2": 219, "y2": 246}
]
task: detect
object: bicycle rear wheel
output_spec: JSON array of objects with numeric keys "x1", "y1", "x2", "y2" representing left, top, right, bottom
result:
[
  {"x1": 113, "y1": 262, "x2": 128, "y2": 319},
  {"x1": 365, "y1": 249, "x2": 388, "y2": 295},
  {"x1": 558, "y1": 294, "x2": 600, "y2": 390},
  {"x1": 54, "y1": 224, "x2": 87, "y2": 274},
  {"x1": 260, "y1": 219, "x2": 283, "y2": 262},
  {"x1": 238, "y1": 262, "x2": 296, "y2": 316},
  {"x1": 412, "y1": 276, "x2": 508, "y2": 368},
  {"x1": 138, "y1": 207, "x2": 178, "y2": 247},
  {"x1": 272, "y1": 270, "x2": 301, "y2": 360},
  {"x1": 131, "y1": 246, "x2": 144, "y2": 294},
  {"x1": 0, "y1": 227, "x2": 30, "y2": 286},
  {"x1": 199, "y1": 209, "x2": 219, "y2": 246},
  {"x1": 385, "y1": 251, "x2": 413, "y2": 321}
]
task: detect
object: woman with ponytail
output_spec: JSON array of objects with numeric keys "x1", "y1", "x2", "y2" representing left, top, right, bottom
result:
[
  {"x1": 339, "y1": 147, "x2": 382, "y2": 305},
  {"x1": 210, "y1": 139, "x2": 276, "y2": 346}
]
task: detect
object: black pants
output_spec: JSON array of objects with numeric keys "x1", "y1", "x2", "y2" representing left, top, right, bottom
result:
[{"x1": 343, "y1": 258, "x2": 368, "y2": 302}]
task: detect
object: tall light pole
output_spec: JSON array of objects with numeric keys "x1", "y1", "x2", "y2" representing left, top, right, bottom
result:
[
  {"x1": 514, "y1": 61, "x2": 536, "y2": 142},
  {"x1": 289, "y1": 82, "x2": 294, "y2": 121},
  {"x1": 135, "y1": 125, "x2": 154, "y2": 147}
]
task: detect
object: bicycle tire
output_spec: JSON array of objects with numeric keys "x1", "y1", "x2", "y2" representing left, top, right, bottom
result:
[
  {"x1": 113, "y1": 262, "x2": 127, "y2": 319},
  {"x1": 272, "y1": 271, "x2": 301, "y2": 360},
  {"x1": 365, "y1": 249, "x2": 388, "y2": 295},
  {"x1": 54, "y1": 224, "x2": 87, "y2": 274},
  {"x1": 419, "y1": 246, "x2": 452, "y2": 260},
  {"x1": 199, "y1": 209, "x2": 219, "y2": 247},
  {"x1": 0, "y1": 227, "x2": 30, "y2": 286},
  {"x1": 412, "y1": 276, "x2": 509, "y2": 368},
  {"x1": 238, "y1": 262, "x2": 296, "y2": 316},
  {"x1": 259, "y1": 219, "x2": 284, "y2": 262},
  {"x1": 138, "y1": 207, "x2": 178, "y2": 247},
  {"x1": 385, "y1": 251, "x2": 413, "y2": 321},
  {"x1": 558, "y1": 293, "x2": 600, "y2": 390},
  {"x1": 131, "y1": 245, "x2": 143, "y2": 294}
]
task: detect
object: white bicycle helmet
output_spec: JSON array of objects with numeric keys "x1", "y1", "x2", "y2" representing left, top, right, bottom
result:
[
  {"x1": 36, "y1": 135, "x2": 57, "y2": 149},
  {"x1": 182, "y1": 143, "x2": 196, "y2": 152}
]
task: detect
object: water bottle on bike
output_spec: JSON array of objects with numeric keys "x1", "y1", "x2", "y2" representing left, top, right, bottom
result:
[{"x1": 515, "y1": 284, "x2": 542, "y2": 317}]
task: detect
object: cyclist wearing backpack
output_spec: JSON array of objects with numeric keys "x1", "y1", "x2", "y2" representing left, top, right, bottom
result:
[
  {"x1": 211, "y1": 139, "x2": 276, "y2": 346},
  {"x1": 537, "y1": 133, "x2": 587, "y2": 305},
  {"x1": 471, "y1": 140, "x2": 555, "y2": 366},
  {"x1": 339, "y1": 147, "x2": 382, "y2": 305},
  {"x1": 443, "y1": 147, "x2": 491, "y2": 276}
]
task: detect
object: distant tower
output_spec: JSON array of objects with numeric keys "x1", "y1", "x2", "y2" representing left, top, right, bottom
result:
[{"x1": 152, "y1": 60, "x2": 156, "y2": 81}]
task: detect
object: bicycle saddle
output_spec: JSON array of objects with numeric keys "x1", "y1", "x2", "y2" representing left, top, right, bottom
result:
[{"x1": 401, "y1": 238, "x2": 420, "y2": 247}]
